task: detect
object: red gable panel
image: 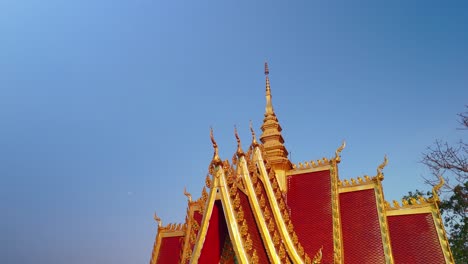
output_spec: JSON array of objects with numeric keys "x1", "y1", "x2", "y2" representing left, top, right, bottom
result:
[
  {"x1": 388, "y1": 213, "x2": 445, "y2": 264},
  {"x1": 287, "y1": 170, "x2": 334, "y2": 263},
  {"x1": 198, "y1": 201, "x2": 228, "y2": 264},
  {"x1": 156, "y1": 236, "x2": 183, "y2": 264},
  {"x1": 238, "y1": 191, "x2": 269, "y2": 263},
  {"x1": 340, "y1": 189, "x2": 385, "y2": 263}
]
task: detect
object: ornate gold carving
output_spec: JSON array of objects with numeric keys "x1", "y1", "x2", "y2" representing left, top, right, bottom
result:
[
  {"x1": 205, "y1": 174, "x2": 212, "y2": 189},
  {"x1": 334, "y1": 140, "x2": 346, "y2": 163},
  {"x1": 292, "y1": 157, "x2": 331, "y2": 170},
  {"x1": 154, "y1": 212, "x2": 162, "y2": 228},
  {"x1": 251, "y1": 250, "x2": 259, "y2": 264},
  {"x1": 372, "y1": 177, "x2": 394, "y2": 263},
  {"x1": 330, "y1": 160, "x2": 343, "y2": 263},
  {"x1": 249, "y1": 120, "x2": 259, "y2": 147},
  {"x1": 387, "y1": 196, "x2": 431, "y2": 210},
  {"x1": 432, "y1": 175, "x2": 444, "y2": 203},
  {"x1": 312, "y1": 247, "x2": 323, "y2": 264},
  {"x1": 234, "y1": 125, "x2": 244, "y2": 157},
  {"x1": 183, "y1": 187, "x2": 192, "y2": 203},
  {"x1": 338, "y1": 175, "x2": 373, "y2": 187},
  {"x1": 376, "y1": 155, "x2": 388, "y2": 181},
  {"x1": 210, "y1": 127, "x2": 222, "y2": 165}
]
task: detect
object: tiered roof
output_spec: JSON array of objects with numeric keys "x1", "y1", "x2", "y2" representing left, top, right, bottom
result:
[{"x1": 149, "y1": 64, "x2": 454, "y2": 264}]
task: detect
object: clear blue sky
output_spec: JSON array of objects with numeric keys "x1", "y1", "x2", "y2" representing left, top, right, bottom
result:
[{"x1": 1, "y1": 1, "x2": 467, "y2": 263}]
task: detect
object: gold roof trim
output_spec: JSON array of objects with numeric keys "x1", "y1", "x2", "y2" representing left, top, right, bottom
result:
[
  {"x1": 292, "y1": 157, "x2": 331, "y2": 170},
  {"x1": 329, "y1": 159, "x2": 343, "y2": 263},
  {"x1": 239, "y1": 151, "x2": 283, "y2": 263},
  {"x1": 190, "y1": 160, "x2": 250, "y2": 264},
  {"x1": 386, "y1": 196, "x2": 432, "y2": 211},
  {"x1": 339, "y1": 155, "x2": 389, "y2": 191},
  {"x1": 179, "y1": 189, "x2": 206, "y2": 264},
  {"x1": 252, "y1": 146, "x2": 322, "y2": 264},
  {"x1": 224, "y1": 158, "x2": 261, "y2": 263},
  {"x1": 150, "y1": 212, "x2": 185, "y2": 264},
  {"x1": 338, "y1": 175, "x2": 373, "y2": 187}
]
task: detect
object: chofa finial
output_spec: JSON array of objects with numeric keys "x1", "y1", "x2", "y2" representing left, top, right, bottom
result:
[
  {"x1": 432, "y1": 175, "x2": 445, "y2": 202},
  {"x1": 154, "y1": 212, "x2": 162, "y2": 228},
  {"x1": 183, "y1": 187, "x2": 192, "y2": 202},
  {"x1": 234, "y1": 125, "x2": 244, "y2": 156},
  {"x1": 377, "y1": 155, "x2": 388, "y2": 180},
  {"x1": 249, "y1": 120, "x2": 259, "y2": 146},
  {"x1": 334, "y1": 140, "x2": 346, "y2": 162},
  {"x1": 210, "y1": 127, "x2": 221, "y2": 164}
]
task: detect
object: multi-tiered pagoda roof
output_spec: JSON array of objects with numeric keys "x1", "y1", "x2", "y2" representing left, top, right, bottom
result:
[{"x1": 149, "y1": 63, "x2": 454, "y2": 264}]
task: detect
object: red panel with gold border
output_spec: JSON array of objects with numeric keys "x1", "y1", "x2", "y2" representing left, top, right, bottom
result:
[
  {"x1": 388, "y1": 213, "x2": 445, "y2": 264},
  {"x1": 156, "y1": 235, "x2": 184, "y2": 264},
  {"x1": 286, "y1": 169, "x2": 334, "y2": 263},
  {"x1": 238, "y1": 190, "x2": 269, "y2": 263},
  {"x1": 340, "y1": 189, "x2": 385, "y2": 263},
  {"x1": 198, "y1": 200, "x2": 228, "y2": 264}
]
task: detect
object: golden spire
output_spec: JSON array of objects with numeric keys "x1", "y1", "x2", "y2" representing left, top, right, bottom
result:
[
  {"x1": 210, "y1": 127, "x2": 221, "y2": 164},
  {"x1": 265, "y1": 62, "x2": 274, "y2": 115},
  {"x1": 259, "y1": 62, "x2": 292, "y2": 171}
]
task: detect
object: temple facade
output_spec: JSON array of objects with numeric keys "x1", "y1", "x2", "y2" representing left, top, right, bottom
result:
[{"x1": 149, "y1": 64, "x2": 454, "y2": 264}]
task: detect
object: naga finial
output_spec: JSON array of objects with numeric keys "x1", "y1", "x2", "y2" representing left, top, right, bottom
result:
[
  {"x1": 183, "y1": 187, "x2": 192, "y2": 202},
  {"x1": 334, "y1": 140, "x2": 346, "y2": 162},
  {"x1": 234, "y1": 125, "x2": 244, "y2": 156},
  {"x1": 376, "y1": 155, "x2": 388, "y2": 180},
  {"x1": 432, "y1": 175, "x2": 445, "y2": 203},
  {"x1": 249, "y1": 120, "x2": 259, "y2": 146},
  {"x1": 210, "y1": 127, "x2": 221, "y2": 164},
  {"x1": 154, "y1": 212, "x2": 162, "y2": 228}
]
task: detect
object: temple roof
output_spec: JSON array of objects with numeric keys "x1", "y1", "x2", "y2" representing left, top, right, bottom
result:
[{"x1": 149, "y1": 64, "x2": 454, "y2": 264}]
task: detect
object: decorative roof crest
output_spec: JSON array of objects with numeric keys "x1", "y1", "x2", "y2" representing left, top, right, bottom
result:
[
  {"x1": 293, "y1": 157, "x2": 330, "y2": 170},
  {"x1": 385, "y1": 195, "x2": 430, "y2": 210},
  {"x1": 432, "y1": 175, "x2": 445, "y2": 203},
  {"x1": 376, "y1": 155, "x2": 388, "y2": 180},
  {"x1": 183, "y1": 187, "x2": 192, "y2": 203},
  {"x1": 234, "y1": 125, "x2": 244, "y2": 156},
  {"x1": 210, "y1": 127, "x2": 221, "y2": 165},
  {"x1": 338, "y1": 175, "x2": 372, "y2": 187},
  {"x1": 154, "y1": 212, "x2": 162, "y2": 228},
  {"x1": 249, "y1": 120, "x2": 259, "y2": 147},
  {"x1": 334, "y1": 140, "x2": 346, "y2": 162}
]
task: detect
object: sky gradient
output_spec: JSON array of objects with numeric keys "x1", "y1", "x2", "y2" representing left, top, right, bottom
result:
[{"x1": 1, "y1": 1, "x2": 467, "y2": 263}]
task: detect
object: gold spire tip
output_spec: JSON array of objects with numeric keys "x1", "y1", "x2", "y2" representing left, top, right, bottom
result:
[{"x1": 264, "y1": 62, "x2": 269, "y2": 75}]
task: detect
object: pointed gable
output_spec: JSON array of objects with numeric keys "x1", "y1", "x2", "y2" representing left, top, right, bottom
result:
[{"x1": 198, "y1": 200, "x2": 229, "y2": 263}]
